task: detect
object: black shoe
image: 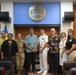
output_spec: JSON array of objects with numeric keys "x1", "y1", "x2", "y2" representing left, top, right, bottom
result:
[
  {"x1": 14, "y1": 70, "x2": 18, "y2": 74},
  {"x1": 25, "y1": 72, "x2": 28, "y2": 75}
]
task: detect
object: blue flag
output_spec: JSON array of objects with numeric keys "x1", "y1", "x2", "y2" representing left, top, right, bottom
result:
[{"x1": 4, "y1": 26, "x2": 8, "y2": 39}]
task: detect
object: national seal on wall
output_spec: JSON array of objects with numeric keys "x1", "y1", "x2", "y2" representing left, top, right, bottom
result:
[{"x1": 29, "y1": 4, "x2": 46, "y2": 21}]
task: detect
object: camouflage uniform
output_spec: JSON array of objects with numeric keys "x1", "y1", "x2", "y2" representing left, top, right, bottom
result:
[{"x1": 16, "y1": 39, "x2": 25, "y2": 71}]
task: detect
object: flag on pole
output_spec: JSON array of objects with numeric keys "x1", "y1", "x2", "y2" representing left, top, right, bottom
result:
[{"x1": 4, "y1": 26, "x2": 8, "y2": 39}]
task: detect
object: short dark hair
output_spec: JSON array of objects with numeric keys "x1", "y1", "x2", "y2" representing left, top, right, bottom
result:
[{"x1": 8, "y1": 33, "x2": 13, "y2": 37}]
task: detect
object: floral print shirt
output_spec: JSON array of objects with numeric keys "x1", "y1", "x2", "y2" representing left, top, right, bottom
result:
[{"x1": 48, "y1": 35, "x2": 60, "y2": 53}]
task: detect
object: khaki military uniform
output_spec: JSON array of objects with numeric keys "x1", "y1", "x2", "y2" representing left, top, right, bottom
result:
[{"x1": 16, "y1": 39, "x2": 25, "y2": 71}]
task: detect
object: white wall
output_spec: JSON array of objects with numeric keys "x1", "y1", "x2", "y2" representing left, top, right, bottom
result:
[
  {"x1": 1, "y1": 2, "x2": 14, "y2": 36},
  {"x1": 60, "y1": 2, "x2": 73, "y2": 34}
]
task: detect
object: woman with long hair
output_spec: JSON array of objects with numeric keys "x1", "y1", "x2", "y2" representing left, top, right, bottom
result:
[{"x1": 61, "y1": 29, "x2": 76, "y2": 61}]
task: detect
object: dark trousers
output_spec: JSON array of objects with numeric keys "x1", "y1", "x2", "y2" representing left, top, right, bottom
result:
[
  {"x1": 4, "y1": 56, "x2": 16, "y2": 75},
  {"x1": 49, "y1": 52, "x2": 59, "y2": 74},
  {"x1": 26, "y1": 52, "x2": 36, "y2": 72}
]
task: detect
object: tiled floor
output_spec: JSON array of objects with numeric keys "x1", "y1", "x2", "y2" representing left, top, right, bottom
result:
[
  {"x1": 28, "y1": 73, "x2": 63, "y2": 75},
  {"x1": 28, "y1": 73, "x2": 51, "y2": 75},
  {"x1": 15, "y1": 72, "x2": 63, "y2": 75},
  {"x1": 14, "y1": 70, "x2": 63, "y2": 75},
  {"x1": 14, "y1": 64, "x2": 63, "y2": 75}
]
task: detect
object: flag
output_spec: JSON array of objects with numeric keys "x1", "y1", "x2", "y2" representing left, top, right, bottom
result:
[
  {"x1": 0, "y1": 29, "x2": 1, "y2": 37},
  {"x1": 4, "y1": 26, "x2": 8, "y2": 39}
]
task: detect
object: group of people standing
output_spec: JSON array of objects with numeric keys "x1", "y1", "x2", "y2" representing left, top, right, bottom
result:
[
  {"x1": 0, "y1": 28, "x2": 76, "y2": 75},
  {"x1": 0, "y1": 32, "x2": 25, "y2": 75}
]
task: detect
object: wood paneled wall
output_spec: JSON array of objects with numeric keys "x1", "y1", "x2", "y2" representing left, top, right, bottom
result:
[
  {"x1": 73, "y1": 5, "x2": 76, "y2": 36},
  {"x1": 0, "y1": 5, "x2": 1, "y2": 29},
  {"x1": 15, "y1": 27, "x2": 59, "y2": 39}
]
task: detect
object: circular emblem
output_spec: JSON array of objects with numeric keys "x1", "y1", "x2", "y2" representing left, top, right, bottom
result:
[{"x1": 29, "y1": 4, "x2": 46, "y2": 21}]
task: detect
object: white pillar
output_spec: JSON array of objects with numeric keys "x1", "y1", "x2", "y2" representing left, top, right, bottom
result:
[
  {"x1": 60, "y1": 2, "x2": 73, "y2": 34},
  {"x1": 1, "y1": 2, "x2": 14, "y2": 36}
]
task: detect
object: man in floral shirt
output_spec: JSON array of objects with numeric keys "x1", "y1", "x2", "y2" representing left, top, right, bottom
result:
[{"x1": 48, "y1": 28, "x2": 60, "y2": 75}]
